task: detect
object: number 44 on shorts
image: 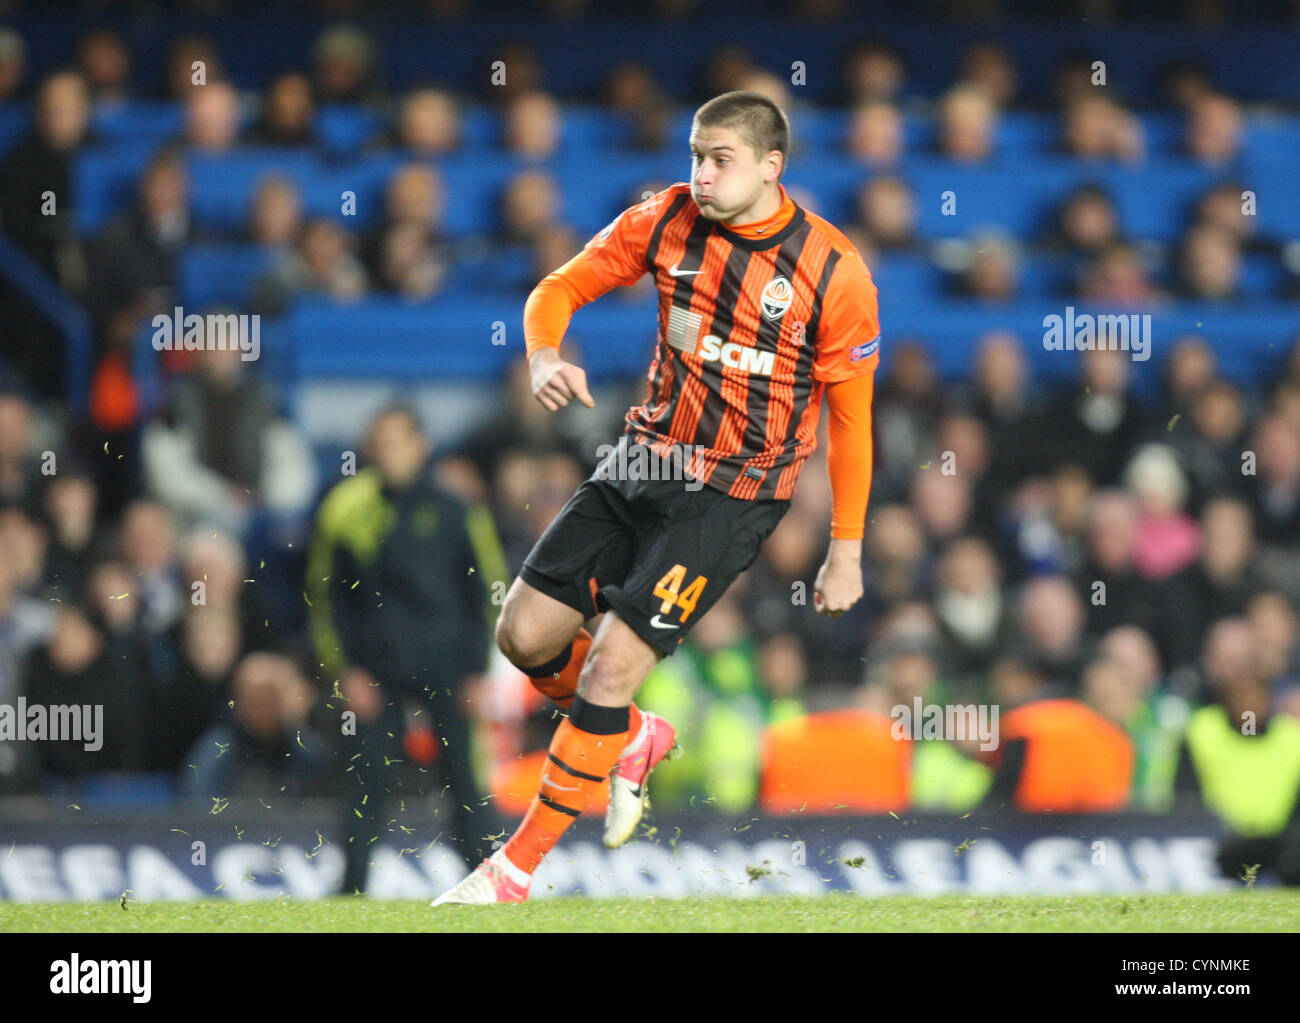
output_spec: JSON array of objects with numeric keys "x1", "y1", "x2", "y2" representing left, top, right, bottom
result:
[{"x1": 652, "y1": 564, "x2": 708, "y2": 624}]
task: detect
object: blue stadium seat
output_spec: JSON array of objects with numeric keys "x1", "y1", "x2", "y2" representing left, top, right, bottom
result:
[
  {"x1": 782, "y1": 161, "x2": 868, "y2": 224},
  {"x1": 308, "y1": 151, "x2": 402, "y2": 226},
  {"x1": 563, "y1": 108, "x2": 635, "y2": 149},
  {"x1": 0, "y1": 102, "x2": 28, "y2": 158},
  {"x1": 73, "y1": 140, "x2": 159, "y2": 235},
  {"x1": 1238, "y1": 251, "x2": 1287, "y2": 298},
  {"x1": 667, "y1": 110, "x2": 695, "y2": 148},
  {"x1": 459, "y1": 106, "x2": 501, "y2": 150},
  {"x1": 178, "y1": 243, "x2": 275, "y2": 310},
  {"x1": 905, "y1": 156, "x2": 1085, "y2": 240},
  {"x1": 1241, "y1": 156, "x2": 1300, "y2": 241},
  {"x1": 289, "y1": 296, "x2": 517, "y2": 379},
  {"x1": 186, "y1": 148, "x2": 322, "y2": 234},
  {"x1": 460, "y1": 242, "x2": 535, "y2": 292},
  {"x1": 460, "y1": 104, "x2": 638, "y2": 152},
  {"x1": 900, "y1": 114, "x2": 933, "y2": 155},
  {"x1": 565, "y1": 290, "x2": 660, "y2": 378},
  {"x1": 1096, "y1": 161, "x2": 1218, "y2": 241},
  {"x1": 91, "y1": 100, "x2": 183, "y2": 145},
  {"x1": 1137, "y1": 113, "x2": 1183, "y2": 156},
  {"x1": 870, "y1": 254, "x2": 945, "y2": 307},
  {"x1": 870, "y1": 257, "x2": 1082, "y2": 310},
  {"x1": 439, "y1": 257, "x2": 497, "y2": 295},
  {"x1": 315, "y1": 104, "x2": 385, "y2": 157},
  {"x1": 791, "y1": 109, "x2": 850, "y2": 152},
  {"x1": 1018, "y1": 254, "x2": 1074, "y2": 297},
  {"x1": 540, "y1": 151, "x2": 683, "y2": 235},
  {"x1": 437, "y1": 153, "x2": 542, "y2": 238},
  {"x1": 998, "y1": 112, "x2": 1056, "y2": 153},
  {"x1": 1243, "y1": 119, "x2": 1300, "y2": 169}
]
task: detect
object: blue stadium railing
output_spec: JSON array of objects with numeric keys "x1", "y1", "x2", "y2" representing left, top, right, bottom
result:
[
  {"x1": 129, "y1": 290, "x2": 1300, "y2": 426},
  {"x1": 0, "y1": 231, "x2": 92, "y2": 415}
]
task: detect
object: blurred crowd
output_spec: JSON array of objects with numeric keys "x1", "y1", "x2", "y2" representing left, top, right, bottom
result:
[
  {"x1": 0, "y1": 13, "x2": 1297, "y2": 861},
  {"x1": 8, "y1": 320, "x2": 1300, "y2": 824},
  {"x1": 0, "y1": 23, "x2": 1295, "y2": 403}
]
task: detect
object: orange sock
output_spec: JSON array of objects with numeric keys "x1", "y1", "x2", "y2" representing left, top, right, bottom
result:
[
  {"x1": 503, "y1": 697, "x2": 629, "y2": 875},
  {"x1": 523, "y1": 629, "x2": 593, "y2": 709},
  {"x1": 523, "y1": 631, "x2": 644, "y2": 744}
]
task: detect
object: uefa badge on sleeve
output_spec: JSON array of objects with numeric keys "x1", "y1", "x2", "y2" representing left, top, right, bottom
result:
[{"x1": 851, "y1": 335, "x2": 880, "y2": 362}]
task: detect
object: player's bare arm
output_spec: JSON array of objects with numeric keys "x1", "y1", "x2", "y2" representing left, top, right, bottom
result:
[{"x1": 529, "y1": 346, "x2": 594, "y2": 411}]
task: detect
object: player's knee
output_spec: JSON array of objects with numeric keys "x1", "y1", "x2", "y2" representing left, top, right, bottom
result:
[
  {"x1": 577, "y1": 640, "x2": 643, "y2": 706},
  {"x1": 494, "y1": 587, "x2": 563, "y2": 668},
  {"x1": 494, "y1": 601, "x2": 531, "y2": 664}
]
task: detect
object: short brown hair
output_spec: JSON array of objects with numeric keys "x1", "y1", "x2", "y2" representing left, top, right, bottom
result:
[{"x1": 692, "y1": 90, "x2": 790, "y2": 177}]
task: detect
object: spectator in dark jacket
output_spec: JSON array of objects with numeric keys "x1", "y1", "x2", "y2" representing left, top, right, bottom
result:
[
  {"x1": 307, "y1": 403, "x2": 509, "y2": 892},
  {"x1": 1246, "y1": 413, "x2": 1300, "y2": 546},
  {"x1": 184, "y1": 650, "x2": 325, "y2": 798},
  {"x1": 0, "y1": 70, "x2": 90, "y2": 275},
  {"x1": 0, "y1": 71, "x2": 91, "y2": 397},
  {"x1": 1045, "y1": 349, "x2": 1150, "y2": 487},
  {"x1": 87, "y1": 148, "x2": 192, "y2": 324},
  {"x1": 23, "y1": 605, "x2": 147, "y2": 782}
]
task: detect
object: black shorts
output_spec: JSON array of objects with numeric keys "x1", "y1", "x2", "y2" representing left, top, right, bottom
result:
[{"x1": 520, "y1": 435, "x2": 789, "y2": 657}]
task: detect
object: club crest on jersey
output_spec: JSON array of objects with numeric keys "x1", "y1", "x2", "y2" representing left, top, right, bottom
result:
[{"x1": 760, "y1": 275, "x2": 793, "y2": 321}]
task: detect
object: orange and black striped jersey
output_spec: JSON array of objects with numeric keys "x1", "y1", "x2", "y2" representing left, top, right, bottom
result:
[{"x1": 579, "y1": 182, "x2": 881, "y2": 501}]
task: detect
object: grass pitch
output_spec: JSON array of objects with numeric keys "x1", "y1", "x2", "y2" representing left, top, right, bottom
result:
[{"x1": 1, "y1": 891, "x2": 1295, "y2": 932}]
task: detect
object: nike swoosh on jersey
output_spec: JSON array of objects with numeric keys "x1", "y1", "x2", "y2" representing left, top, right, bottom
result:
[
  {"x1": 650, "y1": 615, "x2": 680, "y2": 629},
  {"x1": 667, "y1": 264, "x2": 702, "y2": 277}
]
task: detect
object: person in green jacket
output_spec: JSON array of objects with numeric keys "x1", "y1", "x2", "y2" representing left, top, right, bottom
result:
[
  {"x1": 307, "y1": 404, "x2": 509, "y2": 893},
  {"x1": 1081, "y1": 652, "x2": 1190, "y2": 812},
  {"x1": 1173, "y1": 619, "x2": 1300, "y2": 885}
]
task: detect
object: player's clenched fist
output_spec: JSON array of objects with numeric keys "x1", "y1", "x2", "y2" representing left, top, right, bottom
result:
[
  {"x1": 813, "y1": 544, "x2": 865, "y2": 617},
  {"x1": 530, "y1": 348, "x2": 595, "y2": 411}
]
